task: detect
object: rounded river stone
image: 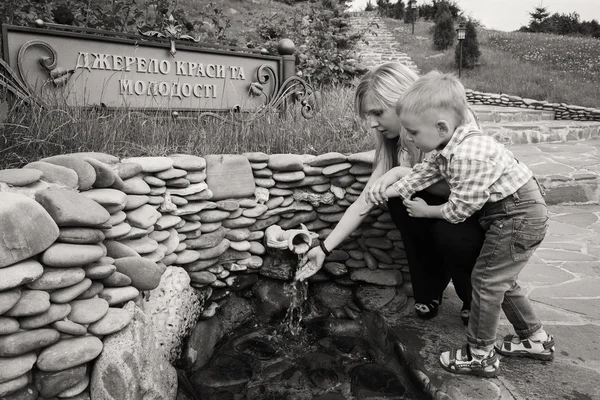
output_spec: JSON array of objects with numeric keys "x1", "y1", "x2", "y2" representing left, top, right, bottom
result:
[
  {"x1": 36, "y1": 336, "x2": 103, "y2": 372},
  {"x1": 0, "y1": 328, "x2": 60, "y2": 357},
  {"x1": 68, "y1": 298, "x2": 109, "y2": 324}
]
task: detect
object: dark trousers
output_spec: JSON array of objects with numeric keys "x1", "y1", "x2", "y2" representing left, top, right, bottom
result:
[{"x1": 387, "y1": 191, "x2": 485, "y2": 308}]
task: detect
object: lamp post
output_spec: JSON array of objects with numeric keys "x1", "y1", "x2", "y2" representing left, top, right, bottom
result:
[
  {"x1": 410, "y1": 0, "x2": 417, "y2": 35},
  {"x1": 456, "y1": 22, "x2": 466, "y2": 78}
]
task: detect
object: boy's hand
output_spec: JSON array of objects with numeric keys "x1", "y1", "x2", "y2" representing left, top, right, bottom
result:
[
  {"x1": 366, "y1": 170, "x2": 398, "y2": 206},
  {"x1": 403, "y1": 197, "x2": 429, "y2": 218}
]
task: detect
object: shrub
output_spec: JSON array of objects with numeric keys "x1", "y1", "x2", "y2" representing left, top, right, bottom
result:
[
  {"x1": 455, "y1": 19, "x2": 480, "y2": 69},
  {"x1": 365, "y1": 0, "x2": 375, "y2": 11},
  {"x1": 418, "y1": 0, "x2": 460, "y2": 21},
  {"x1": 433, "y1": 10, "x2": 455, "y2": 50},
  {"x1": 253, "y1": 0, "x2": 367, "y2": 87}
]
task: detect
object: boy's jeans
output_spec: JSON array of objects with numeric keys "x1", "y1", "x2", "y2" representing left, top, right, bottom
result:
[{"x1": 467, "y1": 178, "x2": 549, "y2": 348}]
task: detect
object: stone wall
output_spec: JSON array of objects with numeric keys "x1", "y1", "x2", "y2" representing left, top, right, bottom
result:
[
  {"x1": 466, "y1": 89, "x2": 600, "y2": 122},
  {"x1": 0, "y1": 150, "x2": 408, "y2": 398}
]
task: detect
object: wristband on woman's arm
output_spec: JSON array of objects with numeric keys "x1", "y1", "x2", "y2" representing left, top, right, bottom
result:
[{"x1": 319, "y1": 240, "x2": 331, "y2": 257}]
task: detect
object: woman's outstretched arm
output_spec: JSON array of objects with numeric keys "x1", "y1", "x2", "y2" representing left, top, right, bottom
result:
[{"x1": 296, "y1": 162, "x2": 387, "y2": 281}]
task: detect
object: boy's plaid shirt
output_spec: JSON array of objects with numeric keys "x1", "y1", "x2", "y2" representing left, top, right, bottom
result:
[{"x1": 391, "y1": 124, "x2": 533, "y2": 224}]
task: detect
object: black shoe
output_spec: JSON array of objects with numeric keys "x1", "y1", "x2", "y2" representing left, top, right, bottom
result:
[{"x1": 415, "y1": 299, "x2": 440, "y2": 319}]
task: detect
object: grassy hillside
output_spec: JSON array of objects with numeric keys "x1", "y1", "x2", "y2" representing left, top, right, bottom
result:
[{"x1": 382, "y1": 19, "x2": 600, "y2": 108}]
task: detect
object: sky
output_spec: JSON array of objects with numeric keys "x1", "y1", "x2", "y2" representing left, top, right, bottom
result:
[{"x1": 348, "y1": 0, "x2": 600, "y2": 31}]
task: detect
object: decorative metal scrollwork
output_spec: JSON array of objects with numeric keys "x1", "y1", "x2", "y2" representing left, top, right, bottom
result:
[
  {"x1": 17, "y1": 40, "x2": 74, "y2": 93},
  {"x1": 138, "y1": 14, "x2": 201, "y2": 57},
  {"x1": 196, "y1": 65, "x2": 318, "y2": 123}
]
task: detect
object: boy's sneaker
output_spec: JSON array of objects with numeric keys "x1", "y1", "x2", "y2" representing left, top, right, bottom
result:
[{"x1": 494, "y1": 334, "x2": 555, "y2": 361}]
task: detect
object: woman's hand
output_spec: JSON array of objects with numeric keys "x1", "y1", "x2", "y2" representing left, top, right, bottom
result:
[
  {"x1": 403, "y1": 197, "x2": 429, "y2": 218},
  {"x1": 295, "y1": 245, "x2": 326, "y2": 281}
]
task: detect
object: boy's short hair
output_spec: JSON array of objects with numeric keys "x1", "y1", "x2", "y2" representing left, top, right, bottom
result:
[{"x1": 396, "y1": 70, "x2": 468, "y2": 125}]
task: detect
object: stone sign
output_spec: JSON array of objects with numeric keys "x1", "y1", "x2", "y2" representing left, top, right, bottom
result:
[{"x1": 1, "y1": 21, "x2": 311, "y2": 115}]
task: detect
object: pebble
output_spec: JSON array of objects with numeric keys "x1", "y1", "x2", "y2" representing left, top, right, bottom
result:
[
  {"x1": 124, "y1": 195, "x2": 149, "y2": 210},
  {"x1": 125, "y1": 204, "x2": 161, "y2": 229},
  {"x1": 58, "y1": 227, "x2": 105, "y2": 244},
  {"x1": 0, "y1": 193, "x2": 59, "y2": 268},
  {"x1": 39, "y1": 155, "x2": 96, "y2": 191},
  {"x1": 35, "y1": 188, "x2": 110, "y2": 227},
  {"x1": 88, "y1": 307, "x2": 132, "y2": 336},
  {"x1": 80, "y1": 188, "x2": 127, "y2": 208},
  {"x1": 0, "y1": 287, "x2": 21, "y2": 315},
  {"x1": 50, "y1": 278, "x2": 93, "y2": 303},
  {"x1": 83, "y1": 157, "x2": 117, "y2": 188},
  {"x1": 102, "y1": 222, "x2": 132, "y2": 239},
  {"x1": 51, "y1": 319, "x2": 88, "y2": 336},
  {"x1": 34, "y1": 364, "x2": 87, "y2": 397},
  {"x1": 120, "y1": 176, "x2": 151, "y2": 195},
  {"x1": 83, "y1": 263, "x2": 116, "y2": 279},
  {"x1": 24, "y1": 161, "x2": 79, "y2": 189},
  {"x1": 0, "y1": 352, "x2": 36, "y2": 384},
  {"x1": 19, "y1": 303, "x2": 71, "y2": 329},
  {"x1": 0, "y1": 328, "x2": 60, "y2": 357},
  {"x1": 168, "y1": 154, "x2": 206, "y2": 171},
  {"x1": 119, "y1": 237, "x2": 158, "y2": 254},
  {"x1": 267, "y1": 154, "x2": 304, "y2": 171},
  {"x1": 36, "y1": 336, "x2": 103, "y2": 371},
  {"x1": 0, "y1": 373, "x2": 29, "y2": 397},
  {"x1": 113, "y1": 162, "x2": 142, "y2": 179},
  {"x1": 0, "y1": 168, "x2": 42, "y2": 186},
  {"x1": 26, "y1": 267, "x2": 86, "y2": 290},
  {"x1": 0, "y1": 316, "x2": 19, "y2": 335},
  {"x1": 305, "y1": 152, "x2": 348, "y2": 167},
  {"x1": 121, "y1": 156, "x2": 173, "y2": 173},
  {"x1": 4, "y1": 290, "x2": 50, "y2": 317},
  {"x1": 113, "y1": 257, "x2": 164, "y2": 291},
  {"x1": 101, "y1": 271, "x2": 132, "y2": 287},
  {"x1": 97, "y1": 286, "x2": 139, "y2": 306},
  {"x1": 68, "y1": 297, "x2": 109, "y2": 324},
  {"x1": 40, "y1": 243, "x2": 104, "y2": 267},
  {"x1": 76, "y1": 281, "x2": 104, "y2": 300},
  {"x1": 156, "y1": 167, "x2": 187, "y2": 180}
]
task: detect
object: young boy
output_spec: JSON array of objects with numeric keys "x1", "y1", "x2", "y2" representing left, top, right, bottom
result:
[{"x1": 367, "y1": 71, "x2": 555, "y2": 377}]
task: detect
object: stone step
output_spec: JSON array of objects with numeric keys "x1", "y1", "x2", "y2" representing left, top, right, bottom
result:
[
  {"x1": 509, "y1": 139, "x2": 600, "y2": 205},
  {"x1": 480, "y1": 120, "x2": 600, "y2": 145},
  {"x1": 472, "y1": 105, "x2": 555, "y2": 123}
]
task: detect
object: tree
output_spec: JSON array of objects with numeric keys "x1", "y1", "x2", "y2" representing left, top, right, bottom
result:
[
  {"x1": 529, "y1": 5, "x2": 550, "y2": 31},
  {"x1": 455, "y1": 19, "x2": 480, "y2": 69},
  {"x1": 434, "y1": 0, "x2": 451, "y2": 22},
  {"x1": 433, "y1": 10, "x2": 455, "y2": 50}
]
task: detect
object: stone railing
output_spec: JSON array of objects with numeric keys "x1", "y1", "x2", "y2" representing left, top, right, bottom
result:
[
  {"x1": 466, "y1": 89, "x2": 600, "y2": 121},
  {"x1": 0, "y1": 150, "x2": 408, "y2": 398}
]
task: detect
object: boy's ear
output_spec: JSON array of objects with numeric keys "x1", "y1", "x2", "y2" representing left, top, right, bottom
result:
[{"x1": 436, "y1": 120, "x2": 450, "y2": 136}]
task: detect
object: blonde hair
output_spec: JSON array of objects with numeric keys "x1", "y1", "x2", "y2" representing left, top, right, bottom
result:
[
  {"x1": 396, "y1": 70, "x2": 468, "y2": 126},
  {"x1": 354, "y1": 63, "x2": 422, "y2": 172}
]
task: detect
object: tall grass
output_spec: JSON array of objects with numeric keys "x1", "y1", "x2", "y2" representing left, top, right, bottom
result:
[
  {"x1": 383, "y1": 19, "x2": 600, "y2": 108},
  {"x1": 0, "y1": 85, "x2": 373, "y2": 169}
]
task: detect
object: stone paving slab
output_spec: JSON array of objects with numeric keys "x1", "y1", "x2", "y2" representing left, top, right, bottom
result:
[
  {"x1": 509, "y1": 139, "x2": 600, "y2": 205},
  {"x1": 392, "y1": 204, "x2": 600, "y2": 399}
]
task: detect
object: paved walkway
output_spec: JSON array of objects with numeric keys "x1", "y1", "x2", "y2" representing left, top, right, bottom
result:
[{"x1": 390, "y1": 140, "x2": 600, "y2": 400}]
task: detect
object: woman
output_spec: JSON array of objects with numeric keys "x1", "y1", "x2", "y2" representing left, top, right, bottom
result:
[{"x1": 296, "y1": 63, "x2": 484, "y2": 323}]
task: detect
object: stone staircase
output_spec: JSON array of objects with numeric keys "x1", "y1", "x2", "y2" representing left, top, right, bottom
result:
[{"x1": 348, "y1": 12, "x2": 419, "y2": 73}]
